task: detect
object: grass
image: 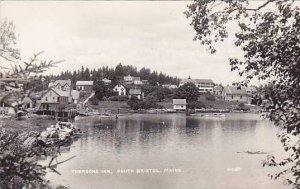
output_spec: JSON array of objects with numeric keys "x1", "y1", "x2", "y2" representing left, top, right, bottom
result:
[{"x1": 0, "y1": 116, "x2": 56, "y2": 131}]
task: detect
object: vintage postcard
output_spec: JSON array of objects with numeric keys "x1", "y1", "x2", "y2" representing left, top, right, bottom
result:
[{"x1": 0, "y1": 1, "x2": 299, "y2": 189}]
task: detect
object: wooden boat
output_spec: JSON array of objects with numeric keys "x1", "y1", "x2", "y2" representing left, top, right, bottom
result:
[{"x1": 190, "y1": 113, "x2": 226, "y2": 117}]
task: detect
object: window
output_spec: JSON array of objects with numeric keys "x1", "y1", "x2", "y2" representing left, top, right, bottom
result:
[
  {"x1": 240, "y1": 96, "x2": 243, "y2": 99},
  {"x1": 57, "y1": 97, "x2": 60, "y2": 102},
  {"x1": 45, "y1": 97, "x2": 48, "y2": 101},
  {"x1": 231, "y1": 95, "x2": 233, "y2": 99}
]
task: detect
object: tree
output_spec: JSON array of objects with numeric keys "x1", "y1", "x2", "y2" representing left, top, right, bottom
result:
[
  {"x1": 115, "y1": 63, "x2": 124, "y2": 82},
  {"x1": 186, "y1": 0, "x2": 300, "y2": 187},
  {"x1": 93, "y1": 81, "x2": 106, "y2": 100},
  {"x1": 0, "y1": 20, "x2": 20, "y2": 62},
  {"x1": 174, "y1": 82, "x2": 200, "y2": 102},
  {"x1": 0, "y1": 20, "x2": 65, "y2": 188}
]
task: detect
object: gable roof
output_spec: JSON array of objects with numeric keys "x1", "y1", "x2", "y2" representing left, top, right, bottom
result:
[
  {"x1": 224, "y1": 86, "x2": 247, "y2": 95},
  {"x1": 49, "y1": 80, "x2": 71, "y2": 88},
  {"x1": 76, "y1": 81, "x2": 94, "y2": 86},
  {"x1": 173, "y1": 99, "x2": 187, "y2": 105},
  {"x1": 52, "y1": 88, "x2": 71, "y2": 97},
  {"x1": 181, "y1": 79, "x2": 214, "y2": 84},
  {"x1": 22, "y1": 96, "x2": 33, "y2": 103},
  {"x1": 113, "y1": 84, "x2": 126, "y2": 89}
]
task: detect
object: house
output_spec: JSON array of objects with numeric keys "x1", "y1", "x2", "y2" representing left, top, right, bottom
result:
[
  {"x1": 213, "y1": 85, "x2": 223, "y2": 96},
  {"x1": 71, "y1": 90, "x2": 80, "y2": 104},
  {"x1": 76, "y1": 81, "x2": 94, "y2": 92},
  {"x1": 162, "y1": 84, "x2": 178, "y2": 89},
  {"x1": 222, "y1": 86, "x2": 248, "y2": 102},
  {"x1": 246, "y1": 85, "x2": 258, "y2": 104},
  {"x1": 133, "y1": 78, "x2": 142, "y2": 85},
  {"x1": 113, "y1": 84, "x2": 127, "y2": 96},
  {"x1": 128, "y1": 88, "x2": 143, "y2": 100},
  {"x1": 172, "y1": 99, "x2": 187, "y2": 111},
  {"x1": 124, "y1": 75, "x2": 134, "y2": 84},
  {"x1": 0, "y1": 106, "x2": 16, "y2": 115},
  {"x1": 48, "y1": 80, "x2": 71, "y2": 91},
  {"x1": 124, "y1": 75, "x2": 142, "y2": 85},
  {"x1": 21, "y1": 96, "x2": 34, "y2": 109},
  {"x1": 246, "y1": 86, "x2": 258, "y2": 96},
  {"x1": 102, "y1": 78, "x2": 111, "y2": 85},
  {"x1": 37, "y1": 88, "x2": 72, "y2": 110},
  {"x1": 179, "y1": 78, "x2": 214, "y2": 94},
  {"x1": 142, "y1": 80, "x2": 149, "y2": 85}
]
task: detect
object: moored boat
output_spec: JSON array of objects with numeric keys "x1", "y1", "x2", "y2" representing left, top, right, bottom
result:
[{"x1": 190, "y1": 113, "x2": 226, "y2": 117}]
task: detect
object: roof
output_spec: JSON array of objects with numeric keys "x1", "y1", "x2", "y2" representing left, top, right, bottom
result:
[
  {"x1": 114, "y1": 84, "x2": 125, "y2": 88},
  {"x1": 180, "y1": 79, "x2": 214, "y2": 84},
  {"x1": 214, "y1": 85, "x2": 223, "y2": 91},
  {"x1": 129, "y1": 88, "x2": 142, "y2": 95},
  {"x1": 223, "y1": 86, "x2": 247, "y2": 95},
  {"x1": 133, "y1": 77, "x2": 141, "y2": 81},
  {"x1": 172, "y1": 99, "x2": 187, "y2": 105},
  {"x1": 30, "y1": 90, "x2": 48, "y2": 100},
  {"x1": 76, "y1": 81, "x2": 94, "y2": 86},
  {"x1": 51, "y1": 88, "x2": 70, "y2": 97},
  {"x1": 246, "y1": 86, "x2": 258, "y2": 93},
  {"x1": 49, "y1": 80, "x2": 71, "y2": 88},
  {"x1": 102, "y1": 78, "x2": 111, "y2": 82},
  {"x1": 22, "y1": 96, "x2": 33, "y2": 103}
]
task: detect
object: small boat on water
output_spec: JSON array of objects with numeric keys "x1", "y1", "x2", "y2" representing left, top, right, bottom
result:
[{"x1": 190, "y1": 113, "x2": 226, "y2": 117}]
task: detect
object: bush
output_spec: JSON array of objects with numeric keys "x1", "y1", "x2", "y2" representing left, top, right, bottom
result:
[
  {"x1": 127, "y1": 99, "x2": 163, "y2": 110},
  {"x1": 0, "y1": 128, "x2": 72, "y2": 189},
  {"x1": 235, "y1": 102, "x2": 250, "y2": 111},
  {"x1": 205, "y1": 92, "x2": 216, "y2": 101},
  {"x1": 0, "y1": 129, "x2": 48, "y2": 188},
  {"x1": 108, "y1": 95, "x2": 129, "y2": 101},
  {"x1": 238, "y1": 102, "x2": 245, "y2": 108},
  {"x1": 90, "y1": 96, "x2": 99, "y2": 105},
  {"x1": 145, "y1": 95, "x2": 158, "y2": 102},
  {"x1": 187, "y1": 101, "x2": 206, "y2": 109}
]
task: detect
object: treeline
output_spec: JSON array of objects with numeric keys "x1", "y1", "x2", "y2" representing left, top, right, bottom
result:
[{"x1": 50, "y1": 63, "x2": 180, "y2": 86}]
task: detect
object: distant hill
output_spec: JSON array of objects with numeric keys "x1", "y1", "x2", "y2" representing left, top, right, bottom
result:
[{"x1": 48, "y1": 63, "x2": 180, "y2": 87}]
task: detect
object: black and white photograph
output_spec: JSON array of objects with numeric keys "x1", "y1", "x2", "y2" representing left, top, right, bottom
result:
[{"x1": 0, "y1": 0, "x2": 300, "y2": 189}]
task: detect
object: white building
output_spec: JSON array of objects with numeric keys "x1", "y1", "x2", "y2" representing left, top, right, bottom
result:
[
  {"x1": 102, "y1": 78, "x2": 111, "y2": 85},
  {"x1": 162, "y1": 84, "x2": 178, "y2": 89},
  {"x1": 124, "y1": 75, "x2": 141, "y2": 85},
  {"x1": 179, "y1": 79, "x2": 214, "y2": 94},
  {"x1": 48, "y1": 80, "x2": 71, "y2": 91},
  {"x1": 213, "y1": 85, "x2": 223, "y2": 96},
  {"x1": 37, "y1": 88, "x2": 71, "y2": 110},
  {"x1": 21, "y1": 96, "x2": 34, "y2": 109},
  {"x1": 172, "y1": 99, "x2": 187, "y2": 111},
  {"x1": 128, "y1": 88, "x2": 143, "y2": 100},
  {"x1": 76, "y1": 81, "x2": 94, "y2": 91},
  {"x1": 222, "y1": 86, "x2": 248, "y2": 102},
  {"x1": 113, "y1": 84, "x2": 126, "y2": 96}
]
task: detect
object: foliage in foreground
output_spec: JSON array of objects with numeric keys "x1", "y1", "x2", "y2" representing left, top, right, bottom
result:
[
  {"x1": 0, "y1": 128, "x2": 50, "y2": 188},
  {"x1": 186, "y1": 0, "x2": 300, "y2": 187}
]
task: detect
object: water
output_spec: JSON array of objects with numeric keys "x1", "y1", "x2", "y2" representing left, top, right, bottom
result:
[{"x1": 45, "y1": 113, "x2": 287, "y2": 189}]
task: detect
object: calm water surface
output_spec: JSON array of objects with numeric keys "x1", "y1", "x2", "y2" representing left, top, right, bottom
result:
[{"x1": 45, "y1": 113, "x2": 287, "y2": 189}]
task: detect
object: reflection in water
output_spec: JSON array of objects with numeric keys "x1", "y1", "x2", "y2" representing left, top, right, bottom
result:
[{"x1": 45, "y1": 113, "x2": 287, "y2": 189}]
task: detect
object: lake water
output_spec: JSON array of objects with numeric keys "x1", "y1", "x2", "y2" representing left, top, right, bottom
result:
[{"x1": 45, "y1": 113, "x2": 287, "y2": 189}]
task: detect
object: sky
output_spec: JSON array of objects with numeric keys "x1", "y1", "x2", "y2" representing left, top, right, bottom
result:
[{"x1": 1, "y1": 1, "x2": 250, "y2": 85}]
